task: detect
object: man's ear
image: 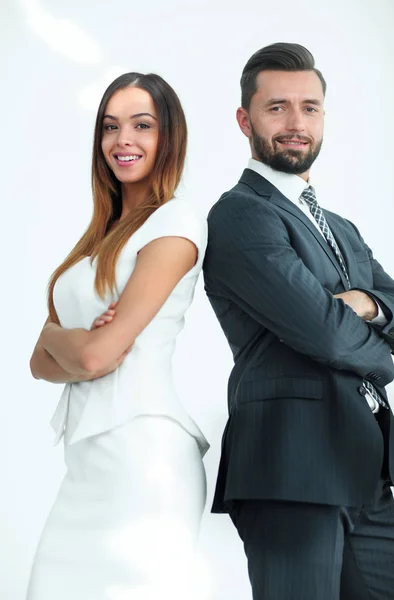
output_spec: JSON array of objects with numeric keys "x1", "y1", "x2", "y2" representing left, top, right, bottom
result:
[{"x1": 236, "y1": 107, "x2": 252, "y2": 139}]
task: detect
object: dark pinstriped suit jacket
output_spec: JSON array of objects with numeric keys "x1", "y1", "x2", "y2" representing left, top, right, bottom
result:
[{"x1": 203, "y1": 169, "x2": 394, "y2": 512}]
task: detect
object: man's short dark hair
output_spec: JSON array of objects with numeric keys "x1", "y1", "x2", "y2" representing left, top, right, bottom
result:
[{"x1": 241, "y1": 42, "x2": 326, "y2": 109}]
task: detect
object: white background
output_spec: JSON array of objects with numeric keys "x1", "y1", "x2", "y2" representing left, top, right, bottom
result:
[{"x1": 1, "y1": 0, "x2": 394, "y2": 598}]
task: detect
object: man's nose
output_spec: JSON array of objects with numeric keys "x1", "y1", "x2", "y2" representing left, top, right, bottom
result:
[{"x1": 285, "y1": 108, "x2": 305, "y2": 131}]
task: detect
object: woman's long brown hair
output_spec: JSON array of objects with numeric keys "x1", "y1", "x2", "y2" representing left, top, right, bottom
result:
[{"x1": 47, "y1": 73, "x2": 187, "y2": 322}]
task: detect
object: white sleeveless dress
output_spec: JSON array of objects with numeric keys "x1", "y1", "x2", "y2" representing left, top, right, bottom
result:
[{"x1": 26, "y1": 199, "x2": 209, "y2": 600}]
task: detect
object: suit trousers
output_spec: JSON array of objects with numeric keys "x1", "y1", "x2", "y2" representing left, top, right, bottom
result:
[{"x1": 230, "y1": 476, "x2": 394, "y2": 600}]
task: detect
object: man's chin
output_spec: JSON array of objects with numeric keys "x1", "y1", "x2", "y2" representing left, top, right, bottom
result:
[
  {"x1": 270, "y1": 156, "x2": 309, "y2": 173},
  {"x1": 277, "y1": 166, "x2": 309, "y2": 175},
  {"x1": 277, "y1": 148, "x2": 308, "y2": 159}
]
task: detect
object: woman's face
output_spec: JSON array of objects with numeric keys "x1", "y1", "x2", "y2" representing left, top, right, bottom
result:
[{"x1": 101, "y1": 86, "x2": 159, "y2": 185}]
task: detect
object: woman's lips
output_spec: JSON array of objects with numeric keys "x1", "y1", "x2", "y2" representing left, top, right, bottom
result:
[{"x1": 114, "y1": 155, "x2": 142, "y2": 167}]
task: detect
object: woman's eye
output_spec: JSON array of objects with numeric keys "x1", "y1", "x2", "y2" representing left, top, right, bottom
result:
[
  {"x1": 103, "y1": 124, "x2": 117, "y2": 131},
  {"x1": 136, "y1": 123, "x2": 150, "y2": 130}
]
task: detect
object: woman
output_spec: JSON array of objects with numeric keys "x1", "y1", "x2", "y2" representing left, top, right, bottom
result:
[{"x1": 27, "y1": 73, "x2": 209, "y2": 600}]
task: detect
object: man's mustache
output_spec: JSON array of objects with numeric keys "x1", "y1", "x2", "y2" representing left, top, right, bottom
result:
[{"x1": 274, "y1": 135, "x2": 313, "y2": 144}]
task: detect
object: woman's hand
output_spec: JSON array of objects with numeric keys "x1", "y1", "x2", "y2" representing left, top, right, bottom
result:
[
  {"x1": 84, "y1": 302, "x2": 133, "y2": 379},
  {"x1": 90, "y1": 302, "x2": 118, "y2": 330}
]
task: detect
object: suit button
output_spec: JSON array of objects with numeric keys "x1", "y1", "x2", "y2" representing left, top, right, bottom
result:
[{"x1": 358, "y1": 386, "x2": 367, "y2": 396}]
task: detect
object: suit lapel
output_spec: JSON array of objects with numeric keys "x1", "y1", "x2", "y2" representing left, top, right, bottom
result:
[
  {"x1": 325, "y1": 213, "x2": 355, "y2": 285},
  {"x1": 239, "y1": 169, "x2": 350, "y2": 289}
]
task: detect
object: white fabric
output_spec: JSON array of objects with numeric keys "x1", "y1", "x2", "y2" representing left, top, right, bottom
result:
[
  {"x1": 247, "y1": 159, "x2": 384, "y2": 412},
  {"x1": 27, "y1": 199, "x2": 209, "y2": 599},
  {"x1": 26, "y1": 416, "x2": 207, "y2": 600},
  {"x1": 50, "y1": 198, "x2": 209, "y2": 455}
]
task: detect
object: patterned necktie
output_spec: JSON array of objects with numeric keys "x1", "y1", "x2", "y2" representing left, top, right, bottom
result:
[{"x1": 301, "y1": 186, "x2": 388, "y2": 409}]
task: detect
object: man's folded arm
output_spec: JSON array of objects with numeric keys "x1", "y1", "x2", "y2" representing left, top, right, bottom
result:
[
  {"x1": 206, "y1": 195, "x2": 394, "y2": 386},
  {"x1": 346, "y1": 219, "x2": 394, "y2": 351}
]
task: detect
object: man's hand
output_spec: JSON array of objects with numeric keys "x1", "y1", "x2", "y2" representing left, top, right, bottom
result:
[{"x1": 334, "y1": 290, "x2": 378, "y2": 321}]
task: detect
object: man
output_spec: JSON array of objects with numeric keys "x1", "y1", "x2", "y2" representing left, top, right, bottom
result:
[{"x1": 203, "y1": 42, "x2": 394, "y2": 599}]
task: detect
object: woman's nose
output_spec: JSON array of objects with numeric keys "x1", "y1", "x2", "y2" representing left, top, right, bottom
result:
[{"x1": 117, "y1": 126, "x2": 135, "y2": 146}]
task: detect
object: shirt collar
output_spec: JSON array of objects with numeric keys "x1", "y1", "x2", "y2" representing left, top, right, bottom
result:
[{"x1": 247, "y1": 158, "x2": 312, "y2": 205}]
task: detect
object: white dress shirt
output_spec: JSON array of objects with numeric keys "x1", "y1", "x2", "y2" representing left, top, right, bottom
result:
[{"x1": 247, "y1": 158, "x2": 387, "y2": 412}]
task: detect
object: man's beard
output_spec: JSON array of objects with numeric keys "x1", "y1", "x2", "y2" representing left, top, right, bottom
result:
[{"x1": 251, "y1": 125, "x2": 323, "y2": 174}]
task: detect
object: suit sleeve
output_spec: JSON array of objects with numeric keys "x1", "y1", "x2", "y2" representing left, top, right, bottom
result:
[
  {"x1": 206, "y1": 194, "x2": 394, "y2": 386},
  {"x1": 346, "y1": 219, "x2": 394, "y2": 352}
]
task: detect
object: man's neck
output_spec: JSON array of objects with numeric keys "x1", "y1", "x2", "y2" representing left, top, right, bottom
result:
[{"x1": 250, "y1": 156, "x2": 310, "y2": 182}]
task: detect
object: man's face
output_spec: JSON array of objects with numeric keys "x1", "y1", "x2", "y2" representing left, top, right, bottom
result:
[{"x1": 237, "y1": 70, "x2": 325, "y2": 178}]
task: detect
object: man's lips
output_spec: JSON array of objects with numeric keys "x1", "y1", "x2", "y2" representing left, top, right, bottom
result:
[{"x1": 275, "y1": 137, "x2": 311, "y2": 148}]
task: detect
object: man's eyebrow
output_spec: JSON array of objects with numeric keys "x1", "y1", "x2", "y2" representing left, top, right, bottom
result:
[
  {"x1": 266, "y1": 98, "x2": 289, "y2": 106},
  {"x1": 302, "y1": 99, "x2": 322, "y2": 106},
  {"x1": 265, "y1": 98, "x2": 322, "y2": 107}
]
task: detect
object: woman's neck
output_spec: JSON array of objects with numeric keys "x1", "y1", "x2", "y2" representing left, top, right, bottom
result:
[{"x1": 120, "y1": 181, "x2": 151, "y2": 220}]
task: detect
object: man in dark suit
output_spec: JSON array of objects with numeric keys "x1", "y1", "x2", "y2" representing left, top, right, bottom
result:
[{"x1": 203, "y1": 42, "x2": 394, "y2": 599}]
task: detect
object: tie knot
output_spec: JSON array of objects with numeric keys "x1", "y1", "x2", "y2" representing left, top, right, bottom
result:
[{"x1": 301, "y1": 185, "x2": 316, "y2": 206}]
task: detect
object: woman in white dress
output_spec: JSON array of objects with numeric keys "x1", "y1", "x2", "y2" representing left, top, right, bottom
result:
[{"x1": 27, "y1": 72, "x2": 209, "y2": 600}]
